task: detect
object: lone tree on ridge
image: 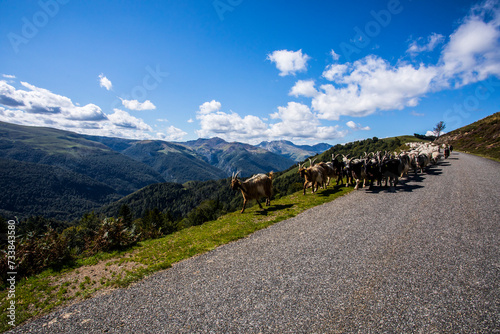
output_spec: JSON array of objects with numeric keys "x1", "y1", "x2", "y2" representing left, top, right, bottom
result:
[{"x1": 433, "y1": 121, "x2": 446, "y2": 138}]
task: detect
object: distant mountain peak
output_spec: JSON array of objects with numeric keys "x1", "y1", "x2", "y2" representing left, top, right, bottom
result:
[
  {"x1": 257, "y1": 140, "x2": 331, "y2": 162},
  {"x1": 185, "y1": 137, "x2": 227, "y2": 148}
]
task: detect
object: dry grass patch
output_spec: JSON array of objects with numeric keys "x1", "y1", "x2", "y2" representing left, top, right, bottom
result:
[{"x1": 49, "y1": 259, "x2": 146, "y2": 299}]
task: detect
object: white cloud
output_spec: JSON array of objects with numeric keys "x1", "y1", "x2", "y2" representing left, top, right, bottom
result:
[
  {"x1": 425, "y1": 130, "x2": 447, "y2": 137},
  {"x1": 66, "y1": 103, "x2": 107, "y2": 121},
  {"x1": 157, "y1": 125, "x2": 188, "y2": 141},
  {"x1": 187, "y1": 118, "x2": 194, "y2": 123},
  {"x1": 0, "y1": 79, "x2": 182, "y2": 140},
  {"x1": 267, "y1": 49, "x2": 311, "y2": 76},
  {"x1": 346, "y1": 121, "x2": 371, "y2": 131},
  {"x1": 269, "y1": 102, "x2": 346, "y2": 141},
  {"x1": 346, "y1": 121, "x2": 357, "y2": 129},
  {"x1": 199, "y1": 100, "x2": 222, "y2": 114},
  {"x1": 107, "y1": 108, "x2": 152, "y2": 131},
  {"x1": 288, "y1": 0, "x2": 500, "y2": 122},
  {"x1": 2, "y1": 74, "x2": 15, "y2": 79},
  {"x1": 437, "y1": 2, "x2": 500, "y2": 88},
  {"x1": 330, "y1": 49, "x2": 340, "y2": 61},
  {"x1": 120, "y1": 98, "x2": 156, "y2": 110},
  {"x1": 196, "y1": 103, "x2": 268, "y2": 141},
  {"x1": 310, "y1": 56, "x2": 438, "y2": 120},
  {"x1": 98, "y1": 73, "x2": 113, "y2": 90},
  {"x1": 289, "y1": 80, "x2": 318, "y2": 98},
  {"x1": 195, "y1": 100, "x2": 345, "y2": 144},
  {"x1": 322, "y1": 63, "x2": 349, "y2": 82},
  {"x1": 0, "y1": 80, "x2": 108, "y2": 120},
  {"x1": 407, "y1": 33, "x2": 445, "y2": 54}
]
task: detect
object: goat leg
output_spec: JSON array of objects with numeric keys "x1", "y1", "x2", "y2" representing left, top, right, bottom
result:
[{"x1": 256, "y1": 199, "x2": 263, "y2": 209}]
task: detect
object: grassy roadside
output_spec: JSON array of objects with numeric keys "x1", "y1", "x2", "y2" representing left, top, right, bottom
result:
[{"x1": 1, "y1": 184, "x2": 353, "y2": 332}]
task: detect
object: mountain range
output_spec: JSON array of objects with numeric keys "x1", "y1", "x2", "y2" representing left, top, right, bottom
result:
[
  {"x1": 0, "y1": 121, "x2": 327, "y2": 220},
  {"x1": 257, "y1": 140, "x2": 331, "y2": 162}
]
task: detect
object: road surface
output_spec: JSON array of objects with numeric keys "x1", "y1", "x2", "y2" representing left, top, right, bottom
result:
[{"x1": 9, "y1": 152, "x2": 500, "y2": 333}]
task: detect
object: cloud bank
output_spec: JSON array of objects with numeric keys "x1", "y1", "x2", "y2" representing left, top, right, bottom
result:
[
  {"x1": 0, "y1": 80, "x2": 185, "y2": 140},
  {"x1": 195, "y1": 100, "x2": 346, "y2": 144}
]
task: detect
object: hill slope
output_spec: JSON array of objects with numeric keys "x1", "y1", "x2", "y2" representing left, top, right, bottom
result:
[
  {"x1": 435, "y1": 111, "x2": 500, "y2": 161},
  {"x1": 119, "y1": 140, "x2": 228, "y2": 183},
  {"x1": 0, "y1": 158, "x2": 121, "y2": 220},
  {"x1": 0, "y1": 122, "x2": 165, "y2": 195}
]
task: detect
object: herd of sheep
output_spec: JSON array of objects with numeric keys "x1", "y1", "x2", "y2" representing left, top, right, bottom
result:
[{"x1": 231, "y1": 142, "x2": 452, "y2": 213}]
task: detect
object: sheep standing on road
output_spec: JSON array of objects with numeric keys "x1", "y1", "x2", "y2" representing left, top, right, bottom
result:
[{"x1": 231, "y1": 171, "x2": 273, "y2": 213}]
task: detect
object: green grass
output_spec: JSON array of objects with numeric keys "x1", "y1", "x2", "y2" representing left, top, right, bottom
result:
[{"x1": 0, "y1": 184, "x2": 353, "y2": 333}]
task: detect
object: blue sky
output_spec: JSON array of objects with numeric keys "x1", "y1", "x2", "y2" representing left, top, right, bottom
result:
[{"x1": 1, "y1": 0, "x2": 499, "y2": 145}]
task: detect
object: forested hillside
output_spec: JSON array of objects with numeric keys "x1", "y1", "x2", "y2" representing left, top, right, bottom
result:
[{"x1": 0, "y1": 158, "x2": 121, "y2": 221}]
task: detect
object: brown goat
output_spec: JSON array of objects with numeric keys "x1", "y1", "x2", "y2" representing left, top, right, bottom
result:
[
  {"x1": 231, "y1": 171, "x2": 273, "y2": 213},
  {"x1": 298, "y1": 160, "x2": 327, "y2": 195},
  {"x1": 316, "y1": 161, "x2": 336, "y2": 186}
]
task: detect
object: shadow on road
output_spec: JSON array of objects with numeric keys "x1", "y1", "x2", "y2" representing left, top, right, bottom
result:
[
  {"x1": 364, "y1": 180, "x2": 425, "y2": 193},
  {"x1": 410, "y1": 173, "x2": 426, "y2": 182},
  {"x1": 398, "y1": 182, "x2": 425, "y2": 192},
  {"x1": 425, "y1": 166, "x2": 443, "y2": 176}
]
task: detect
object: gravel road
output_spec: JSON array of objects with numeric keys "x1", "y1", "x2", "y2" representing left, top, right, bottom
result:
[{"x1": 9, "y1": 152, "x2": 500, "y2": 333}]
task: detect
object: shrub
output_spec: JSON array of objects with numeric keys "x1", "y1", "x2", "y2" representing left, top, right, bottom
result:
[
  {"x1": 0, "y1": 227, "x2": 71, "y2": 284},
  {"x1": 86, "y1": 218, "x2": 138, "y2": 254}
]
